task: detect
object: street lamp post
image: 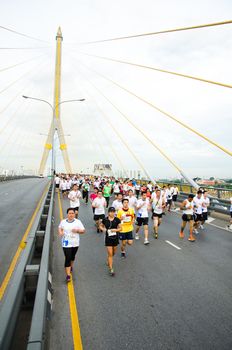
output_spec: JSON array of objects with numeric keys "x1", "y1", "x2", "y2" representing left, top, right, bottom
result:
[{"x1": 22, "y1": 95, "x2": 85, "y2": 176}]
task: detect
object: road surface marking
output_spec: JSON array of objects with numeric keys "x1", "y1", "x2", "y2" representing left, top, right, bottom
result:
[
  {"x1": 208, "y1": 222, "x2": 231, "y2": 232},
  {"x1": 206, "y1": 217, "x2": 215, "y2": 223},
  {"x1": 165, "y1": 240, "x2": 181, "y2": 250},
  {"x1": 58, "y1": 191, "x2": 83, "y2": 350},
  {"x1": 0, "y1": 183, "x2": 50, "y2": 300}
]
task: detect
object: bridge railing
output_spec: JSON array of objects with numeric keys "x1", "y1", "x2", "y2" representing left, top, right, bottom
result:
[
  {"x1": 0, "y1": 182, "x2": 54, "y2": 350},
  {"x1": 155, "y1": 181, "x2": 232, "y2": 200},
  {"x1": 132, "y1": 179, "x2": 231, "y2": 214},
  {"x1": 0, "y1": 175, "x2": 39, "y2": 182}
]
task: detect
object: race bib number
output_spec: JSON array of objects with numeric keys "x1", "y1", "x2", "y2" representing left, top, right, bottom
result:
[
  {"x1": 123, "y1": 216, "x2": 131, "y2": 223},
  {"x1": 108, "y1": 229, "x2": 116, "y2": 237}
]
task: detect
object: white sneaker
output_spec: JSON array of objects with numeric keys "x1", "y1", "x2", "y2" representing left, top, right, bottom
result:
[
  {"x1": 193, "y1": 229, "x2": 199, "y2": 235},
  {"x1": 144, "y1": 239, "x2": 150, "y2": 245},
  {"x1": 135, "y1": 234, "x2": 139, "y2": 240},
  {"x1": 200, "y1": 225, "x2": 204, "y2": 230}
]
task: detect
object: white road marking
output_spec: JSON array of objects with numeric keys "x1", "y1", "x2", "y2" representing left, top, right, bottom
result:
[
  {"x1": 165, "y1": 240, "x2": 181, "y2": 250},
  {"x1": 206, "y1": 217, "x2": 215, "y2": 223},
  {"x1": 207, "y1": 222, "x2": 232, "y2": 232}
]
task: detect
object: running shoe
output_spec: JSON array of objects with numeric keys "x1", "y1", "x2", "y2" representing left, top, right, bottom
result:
[
  {"x1": 66, "y1": 275, "x2": 71, "y2": 283},
  {"x1": 188, "y1": 237, "x2": 196, "y2": 242},
  {"x1": 109, "y1": 268, "x2": 115, "y2": 276},
  {"x1": 144, "y1": 239, "x2": 150, "y2": 245},
  {"x1": 179, "y1": 231, "x2": 184, "y2": 239},
  {"x1": 200, "y1": 225, "x2": 204, "y2": 229},
  {"x1": 193, "y1": 229, "x2": 199, "y2": 235},
  {"x1": 121, "y1": 252, "x2": 126, "y2": 258},
  {"x1": 135, "y1": 234, "x2": 139, "y2": 240}
]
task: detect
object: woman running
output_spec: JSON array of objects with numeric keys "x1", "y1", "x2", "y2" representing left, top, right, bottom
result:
[
  {"x1": 100, "y1": 207, "x2": 122, "y2": 276},
  {"x1": 58, "y1": 208, "x2": 85, "y2": 282}
]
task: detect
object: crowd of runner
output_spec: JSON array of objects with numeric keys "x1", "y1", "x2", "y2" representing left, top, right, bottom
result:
[{"x1": 56, "y1": 173, "x2": 229, "y2": 281}]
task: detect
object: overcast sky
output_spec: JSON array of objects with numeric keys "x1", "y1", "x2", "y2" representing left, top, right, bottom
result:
[{"x1": 0, "y1": 0, "x2": 231, "y2": 179}]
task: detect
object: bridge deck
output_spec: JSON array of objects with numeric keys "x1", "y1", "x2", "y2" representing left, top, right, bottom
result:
[{"x1": 50, "y1": 191, "x2": 232, "y2": 350}]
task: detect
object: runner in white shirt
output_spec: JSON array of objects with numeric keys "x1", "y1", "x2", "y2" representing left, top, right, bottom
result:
[
  {"x1": 152, "y1": 189, "x2": 165, "y2": 239},
  {"x1": 92, "y1": 190, "x2": 107, "y2": 232},
  {"x1": 201, "y1": 190, "x2": 210, "y2": 229},
  {"x1": 166, "y1": 184, "x2": 173, "y2": 212},
  {"x1": 58, "y1": 207, "x2": 85, "y2": 282},
  {"x1": 172, "y1": 185, "x2": 179, "y2": 210},
  {"x1": 135, "y1": 192, "x2": 151, "y2": 245},
  {"x1": 113, "y1": 181, "x2": 120, "y2": 197},
  {"x1": 60, "y1": 178, "x2": 67, "y2": 197},
  {"x1": 126, "y1": 189, "x2": 137, "y2": 211},
  {"x1": 68, "y1": 184, "x2": 82, "y2": 218},
  {"x1": 147, "y1": 182, "x2": 153, "y2": 192},
  {"x1": 193, "y1": 190, "x2": 204, "y2": 234},
  {"x1": 122, "y1": 182, "x2": 129, "y2": 195},
  {"x1": 112, "y1": 193, "x2": 123, "y2": 213},
  {"x1": 179, "y1": 194, "x2": 195, "y2": 242},
  {"x1": 55, "y1": 175, "x2": 60, "y2": 192},
  {"x1": 66, "y1": 178, "x2": 72, "y2": 193},
  {"x1": 162, "y1": 186, "x2": 167, "y2": 213}
]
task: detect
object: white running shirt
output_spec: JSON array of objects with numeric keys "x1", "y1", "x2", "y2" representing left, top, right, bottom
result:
[
  {"x1": 68, "y1": 190, "x2": 81, "y2": 208},
  {"x1": 92, "y1": 197, "x2": 106, "y2": 215},
  {"x1": 59, "y1": 218, "x2": 84, "y2": 247}
]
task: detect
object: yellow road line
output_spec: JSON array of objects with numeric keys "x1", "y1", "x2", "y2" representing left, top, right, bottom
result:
[
  {"x1": 0, "y1": 182, "x2": 50, "y2": 300},
  {"x1": 57, "y1": 191, "x2": 83, "y2": 350}
]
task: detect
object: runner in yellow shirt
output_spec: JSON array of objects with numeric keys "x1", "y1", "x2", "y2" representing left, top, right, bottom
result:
[{"x1": 117, "y1": 198, "x2": 135, "y2": 258}]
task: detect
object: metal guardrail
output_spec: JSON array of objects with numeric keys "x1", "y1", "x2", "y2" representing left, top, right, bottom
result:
[
  {"x1": 27, "y1": 183, "x2": 55, "y2": 350},
  {"x1": 0, "y1": 182, "x2": 54, "y2": 350},
  {"x1": 0, "y1": 175, "x2": 39, "y2": 182},
  {"x1": 156, "y1": 181, "x2": 232, "y2": 201}
]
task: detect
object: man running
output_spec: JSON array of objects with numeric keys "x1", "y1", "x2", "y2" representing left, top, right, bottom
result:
[
  {"x1": 82, "y1": 180, "x2": 90, "y2": 205},
  {"x1": 135, "y1": 183, "x2": 141, "y2": 199},
  {"x1": 92, "y1": 190, "x2": 107, "y2": 232},
  {"x1": 193, "y1": 190, "x2": 204, "y2": 234},
  {"x1": 201, "y1": 190, "x2": 210, "y2": 229},
  {"x1": 135, "y1": 192, "x2": 151, "y2": 245},
  {"x1": 152, "y1": 189, "x2": 165, "y2": 239},
  {"x1": 117, "y1": 198, "x2": 135, "y2": 258},
  {"x1": 68, "y1": 184, "x2": 82, "y2": 218},
  {"x1": 113, "y1": 180, "x2": 120, "y2": 198},
  {"x1": 179, "y1": 194, "x2": 195, "y2": 242},
  {"x1": 100, "y1": 207, "x2": 122, "y2": 275},
  {"x1": 112, "y1": 193, "x2": 123, "y2": 213},
  {"x1": 172, "y1": 184, "x2": 179, "y2": 210},
  {"x1": 166, "y1": 184, "x2": 173, "y2": 212},
  {"x1": 126, "y1": 189, "x2": 137, "y2": 211},
  {"x1": 55, "y1": 174, "x2": 60, "y2": 192}
]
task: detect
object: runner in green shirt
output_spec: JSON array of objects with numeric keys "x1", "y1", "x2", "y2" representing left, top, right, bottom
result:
[{"x1": 103, "y1": 181, "x2": 111, "y2": 208}]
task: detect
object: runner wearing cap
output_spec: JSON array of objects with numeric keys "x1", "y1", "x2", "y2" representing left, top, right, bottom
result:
[{"x1": 100, "y1": 207, "x2": 122, "y2": 276}]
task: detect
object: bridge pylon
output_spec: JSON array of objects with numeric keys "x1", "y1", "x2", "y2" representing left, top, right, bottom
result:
[{"x1": 38, "y1": 27, "x2": 72, "y2": 175}]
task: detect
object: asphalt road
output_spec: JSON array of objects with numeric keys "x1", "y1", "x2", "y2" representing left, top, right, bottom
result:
[
  {"x1": 51, "y1": 194, "x2": 232, "y2": 350},
  {"x1": 0, "y1": 178, "x2": 50, "y2": 285}
]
